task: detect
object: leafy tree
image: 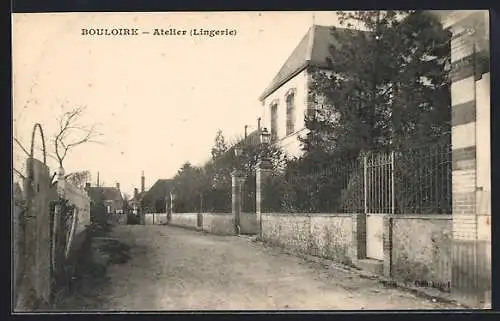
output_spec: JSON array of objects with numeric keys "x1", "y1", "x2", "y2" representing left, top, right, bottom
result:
[
  {"x1": 122, "y1": 193, "x2": 132, "y2": 214},
  {"x1": 303, "y1": 10, "x2": 451, "y2": 159},
  {"x1": 170, "y1": 129, "x2": 285, "y2": 213},
  {"x1": 211, "y1": 129, "x2": 228, "y2": 160},
  {"x1": 277, "y1": 11, "x2": 453, "y2": 214},
  {"x1": 172, "y1": 162, "x2": 206, "y2": 212}
]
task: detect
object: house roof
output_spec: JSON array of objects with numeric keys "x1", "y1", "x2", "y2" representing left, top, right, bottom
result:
[
  {"x1": 88, "y1": 187, "x2": 123, "y2": 202},
  {"x1": 129, "y1": 192, "x2": 144, "y2": 204},
  {"x1": 226, "y1": 129, "x2": 262, "y2": 155},
  {"x1": 236, "y1": 129, "x2": 262, "y2": 148},
  {"x1": 142, "y1": 179, "x2": 173, "y2": 203},
  {"x1": 259, "y1": 25, "x2": 363, "y2": 101}
]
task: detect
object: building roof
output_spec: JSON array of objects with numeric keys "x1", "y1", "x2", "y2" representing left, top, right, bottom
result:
[
  {"x1": 235, "y1": 129, "x2": 262, "y2": 148},
  {"x1": 142, "y1": 179, "x2": 173, "y2": 203},
  {"x1": 88, "y1": 186, "x2": 123, "y2": 202},
  {"x1": 259, "y1": 25, "x2": 363, "y2": 101}
]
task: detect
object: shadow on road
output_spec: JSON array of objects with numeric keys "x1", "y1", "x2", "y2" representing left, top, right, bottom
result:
[{"x1": 51, "y1": 223, "x2": 133, "y2": 311}]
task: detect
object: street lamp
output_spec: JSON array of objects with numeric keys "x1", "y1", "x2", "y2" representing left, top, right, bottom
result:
[
  {"x1": 258, "y1": 128, "x2": 273, "y2": 170},
  {"x1": 234, "y1": 145, "x2": 243, "y2": 158},
  {"x1": 260, "y1": 127, "x2": 271, "y2": 145}
]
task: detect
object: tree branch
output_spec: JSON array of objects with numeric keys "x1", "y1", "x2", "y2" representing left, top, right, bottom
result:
[{"x1": 53, "y1": 106, "x2": 102, "y2": 168}]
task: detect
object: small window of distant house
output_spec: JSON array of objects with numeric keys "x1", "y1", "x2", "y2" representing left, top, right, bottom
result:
[
  {"x1": 286, "y1": 90, "x2": 296, "y2": 135},
  {"x1": 107, "y1": 205, "x2": 111, "y2": 213}
]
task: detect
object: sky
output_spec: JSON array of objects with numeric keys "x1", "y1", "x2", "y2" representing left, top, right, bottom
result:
[{"x1": 12, "y1": 11, "x2": 341, "y2": 196}]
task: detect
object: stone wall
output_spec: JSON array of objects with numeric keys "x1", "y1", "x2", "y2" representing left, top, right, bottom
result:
[
  {"x1": 240, "y1": 212, "x2": 259, "y2": 235},
  {"x1": 168, "y1": 213, "x2": 234, "y2": 235},
  {"x1": 310, "y1": 214, "x2": 353, "y2": 264},
  {"x1": 261, "y1": 212, "x2": 453, "y2": 292},
  {"x1": 391, "y1": 215, "x2": 452, "y2": 291},
  {"x1": 169, "y1": 213, "x2": 198, "y2": 229},
  {"x1": 262, "y1": 213, "x2": 352, "y2": 260},
  {"x1": 144, "y1": 213, "x2": 168, "y2": 225},
  {"x1": 202, "y1": 213, "x2": 234, "y2": 235}
]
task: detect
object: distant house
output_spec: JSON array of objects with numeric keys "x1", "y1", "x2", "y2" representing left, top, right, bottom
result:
[
  {"x1": 87, "y1": 183, "x2": 124, "y2": 215},
  {"x1": 259, "y1": 25, "x2": 365, "y2": 157},
  {"x1": 141, "y1": 179, "x2": 174, "y2": 213},
  {"x1": 128, "y1": 171, "x2": 147, "y2": 215},
  {"x1": 129, "y1": 188, "x2": 143, "y2": 215}
]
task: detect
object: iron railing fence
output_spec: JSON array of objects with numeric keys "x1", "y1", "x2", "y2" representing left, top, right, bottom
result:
[
  {"x1": 243, "y1": 173, "x2": 256, "y2": 213},
  {"x1": 271, "y1": 155, "x2": 363, "y2": 213},
  {"x1": 392, "y1": 142, "x2": 452, "y2": 214},
  {"x1": 173, "y1": 187, "x2": 232, "y2": 213},
  {"x1": 262, "y1": 141, "x2": 452, "y2": 214}
]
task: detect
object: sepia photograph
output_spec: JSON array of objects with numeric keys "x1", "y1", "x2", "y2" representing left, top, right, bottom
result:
[{"x1": 12, "y1": 10, "x2": 491, "y2": 312}]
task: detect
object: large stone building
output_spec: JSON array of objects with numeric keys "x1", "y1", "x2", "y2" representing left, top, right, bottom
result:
[{"x1": 259, "y1": 25, "x2": 361, "y2": 157}]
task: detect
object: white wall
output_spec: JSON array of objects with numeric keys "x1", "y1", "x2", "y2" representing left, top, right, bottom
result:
[
  {"x1": 261, "y1": 69, "x2": 309, "y2": 157},
  {"x1": 476, "y1": 72, "x2": 490, "y2": 200}
]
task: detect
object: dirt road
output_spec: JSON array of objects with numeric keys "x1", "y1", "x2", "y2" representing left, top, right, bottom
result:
[{"x1": 62, "y1": 225, "x2": 461, "y2": 311}]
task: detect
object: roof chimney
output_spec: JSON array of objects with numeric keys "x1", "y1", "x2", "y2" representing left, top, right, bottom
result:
[
  {"x1": 244, "y1": 125, "x2": 248, "y2": 139},
  {"x1": 141, "y1": 171, "x2": 145, "y2": 193},
  {"x1": 257, "y1": 117, "x2": 261, "y2": 131},
  {"x1": 134, "y1": 188, "x2": 138, "y2": 198},
  {"x1": 97, "y1": 172, "x2": 100, "y2": 187},
  {"x1": 116, "y1": 182, "x2": 120, "y2": 190}
]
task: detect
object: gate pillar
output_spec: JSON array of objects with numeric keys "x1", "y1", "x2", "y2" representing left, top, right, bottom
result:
[{"x1": 231, "y1": 170, "x2": 246, "y2": 235}]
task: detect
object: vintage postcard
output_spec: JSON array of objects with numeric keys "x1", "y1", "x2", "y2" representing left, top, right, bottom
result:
[{"x1": 12, "y1": 10, "x2": 491, "y2": 312}]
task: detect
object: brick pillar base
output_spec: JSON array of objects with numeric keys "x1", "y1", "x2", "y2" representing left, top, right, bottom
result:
[
  {"x1": 383, "y1": 216, "x2": 393, "y2": 278},
  {"x1": 350, "y1": 213, "x2": 367, "y2": 262}
]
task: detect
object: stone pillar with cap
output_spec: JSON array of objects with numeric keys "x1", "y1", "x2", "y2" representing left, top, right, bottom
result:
[
  {"x1": 256, "y1": 158, "x2": 273, "y2": 239},
  {"x1": 231, "y1": 169, "x2": 246, "y2": 235}
]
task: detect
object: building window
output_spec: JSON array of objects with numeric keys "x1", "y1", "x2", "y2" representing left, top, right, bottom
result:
[
  {"x1": 270, "y1": 103, "x2": 278, "y2": 141},
  {"x1": 286, "y1": 90, "x2": 296, "y2": 135},
  {"x1": 107, "y1": 205, "x2": 111, "y2": 213}
]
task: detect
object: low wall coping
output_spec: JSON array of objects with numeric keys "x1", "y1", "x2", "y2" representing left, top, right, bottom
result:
[
  {"x1": 390, "y1": 214, "x2": 452, "y2": 220},
  {"x1": 309, "y1": 213, "x2": 354, "y2": 218},
  {"x1": 260, "y1": 213, "x2": 452, "y2": 220},
  {"x1": 172, "y1": 212, "x2": 232, "y2": 216},
  {"x1": 203, "y1": 212, "x2": 233, "y2": 216},
  {"x1": 262, "y1": 212, "x2": 354, "y2": 218},
  {"x1": 172, "y1": 213, "x2": 198, "y2": 216}
]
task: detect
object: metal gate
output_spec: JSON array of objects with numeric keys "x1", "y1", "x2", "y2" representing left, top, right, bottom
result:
[
  {"x1": 365, "y1": 152, "x2": 392, "y2": 261},
  {"x1": 242, "y1": 173, "x2": 256, "y2": 214}
]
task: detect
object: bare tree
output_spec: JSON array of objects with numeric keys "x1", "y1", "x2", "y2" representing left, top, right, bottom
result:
[{"x1": 54, "y1": 106, "x2": 103, "y2": 169}]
